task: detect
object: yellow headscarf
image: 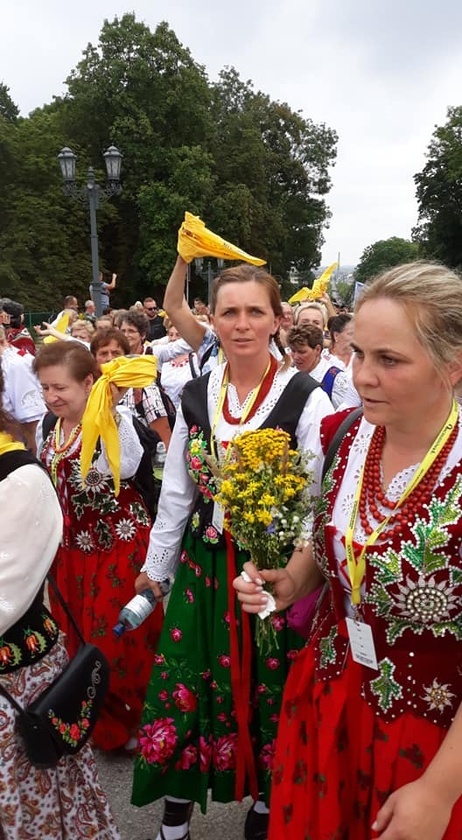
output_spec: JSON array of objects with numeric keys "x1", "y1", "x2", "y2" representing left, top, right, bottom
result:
[
  {"x1": 0, "y1": 431, "x2": 26, "y2": 456},
  {"x1": 177, "y1": 212, "x2": 266, "y2": 266},
  {"x1": 80, "y1": 355, "x2": 157, "y2": 495}
]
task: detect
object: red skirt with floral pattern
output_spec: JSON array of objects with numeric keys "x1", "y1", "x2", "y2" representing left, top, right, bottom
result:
[{"x1": 269, "y1": 642, "x2": 462, "y2": 839}]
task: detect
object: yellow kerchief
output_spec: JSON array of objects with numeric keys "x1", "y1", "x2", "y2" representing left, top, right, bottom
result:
[
  {"x1": 177, "y1": 212, "x2": 266, "y2": 266},
  {"x1": 43, "y1": 311, "x2": 70, "y2": 344},
  {"x1": 80, "y1": 355, "x2": 157, "y2": 495},
  {"x1": 288, "y1": 262, "x2": 338, "y2": 304},
  {"x1": 0, "y1": 431, "x2": 26, "y2": 456}
]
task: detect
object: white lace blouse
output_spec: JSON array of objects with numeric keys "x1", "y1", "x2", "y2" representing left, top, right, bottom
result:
[
  {"x1": 0, "y1": 464, "x2": 62, "y2": 635},
  {"x1": 142, "y1": 363, "x2": 334, "y2": 581}
]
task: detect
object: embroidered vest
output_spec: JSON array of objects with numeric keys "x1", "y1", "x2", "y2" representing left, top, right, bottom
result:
[
  {"x1": 312, "y1": 412, "x2": 462, "y2": 729},
  {"x1": 181, "y1": 371, "x2": 319, "y2": 549}
]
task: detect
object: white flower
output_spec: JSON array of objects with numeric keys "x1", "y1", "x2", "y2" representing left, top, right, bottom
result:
[
  {"x1": 84, "y1": 468, "x2": 108, "y2": 493},
  {"x1": 115, "y1": 518, "x2": 136, "y2": 541},
  {"x1": 394, "y1": 575, "x2": 459, "y2": 623},
  {"x1": 75, "y1": 530, "x2": 94, "y2": 553},
  {"x1": 422, "y1": 678, "x2": 455, "y2": 713}
]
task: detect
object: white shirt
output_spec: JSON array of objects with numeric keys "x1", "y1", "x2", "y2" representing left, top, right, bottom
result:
[
  {"x1": 309, "y1": 356, "x2": 350, "y2": 409},
  {"x1": 1, "y1": 347, "x2": 46, "y2": 423},
  {"x1": 0, "y1": 463, "x2": 63, "y2": 635},
  {"x1": 142, "y1": 364, "x2": 334, "y2": 581}
]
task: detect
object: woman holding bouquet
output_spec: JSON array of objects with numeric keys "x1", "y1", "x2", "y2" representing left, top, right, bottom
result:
[
  {"x1": 235, "y1": 262, "x2": 462, "y2": 839},
  {"x1": 131, "y1": 261, "x2": 333, "y2": 840}
]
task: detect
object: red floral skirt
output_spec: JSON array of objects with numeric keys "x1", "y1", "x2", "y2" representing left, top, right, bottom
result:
[
  {"x1": 269, "y1": 641, "x2": 462, "y2": 839},
  {"x1": 50, "y1": 538, "x2": 163, "y2": 750}
]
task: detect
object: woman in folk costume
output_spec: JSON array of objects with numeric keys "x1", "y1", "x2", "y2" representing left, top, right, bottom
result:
[
  {"x1": 0, "y1": 362, "x2": 120, "y2": 840},
  {"x1": 235, "y1": 261, "x2": 462, "y2": 840},
  {"x1": 33, "y1": 341, "x2": 163, "y2": 752},
  {"x1": 131, "y1": 257, "x2": 333, "y2": 840}
]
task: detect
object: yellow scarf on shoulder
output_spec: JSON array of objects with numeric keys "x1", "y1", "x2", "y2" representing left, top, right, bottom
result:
[
  {"x1": 0, "y1": 431, "x2": 26, "y2": 456},
  {"x1": 80, "y1": 355, "x2": 157, "y2": 495}
]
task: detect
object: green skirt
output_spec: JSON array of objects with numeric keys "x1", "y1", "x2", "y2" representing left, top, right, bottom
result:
[{"x1": 131, "y1": 530, "x2": 303, "y2": 813}]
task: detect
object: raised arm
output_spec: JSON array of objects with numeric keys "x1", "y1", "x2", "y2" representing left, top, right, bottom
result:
[
  {"x1": 105, "y1": 272, "x2": 117, "y2": 291},
  {"x1": 163, "y1": 256, "x2": 206, "y2": 352}
]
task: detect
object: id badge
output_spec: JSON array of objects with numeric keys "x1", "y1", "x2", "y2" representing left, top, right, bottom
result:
[
  {"x1": 212, "y1": 502, "x2": 225, "y2": 534},
  {"x1": 345, "y1": 618, "x2": 379, "y2": 671}
]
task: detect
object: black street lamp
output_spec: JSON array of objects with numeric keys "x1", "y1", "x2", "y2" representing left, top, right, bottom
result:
[
  {"x1": 57, "y1": 145, "x2": 123, "y2": 317},
  {"x1": 194, "y1": 257, "x2": 224, "y2": 305}
]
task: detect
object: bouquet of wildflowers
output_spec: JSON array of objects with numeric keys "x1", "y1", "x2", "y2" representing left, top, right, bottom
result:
[{"x1": 212, "y1": 428, "x2": 312, "y2": 653}]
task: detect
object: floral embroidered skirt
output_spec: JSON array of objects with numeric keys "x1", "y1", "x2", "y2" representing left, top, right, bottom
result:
[
  {"x1": 0, "y1": 638, "x2": 120, "y2": 839},
  {"x1": 131, "y1": 530, "x2": 303, "y2": 813},
  {"x1": 269, "y1": 641, "x2": 462, "y2": 839},
  {"x1": 50, "y1": 534, "x2": 163, "y2": 750}
]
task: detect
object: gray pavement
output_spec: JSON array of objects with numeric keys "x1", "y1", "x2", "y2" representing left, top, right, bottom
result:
[{"x1": 96, "y1": 749, "x2": 251, "y2": 840}]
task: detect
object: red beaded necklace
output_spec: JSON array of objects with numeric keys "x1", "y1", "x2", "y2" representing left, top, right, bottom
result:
[
  {"x1": 222, "y1": 354, "x2": 279, "y2": 425},
  {"x1": 359, "y1": 424, "x2": 457, "y2": 539}
]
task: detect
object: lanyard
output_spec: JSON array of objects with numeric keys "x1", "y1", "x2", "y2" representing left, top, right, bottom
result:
[
  {"x1": 344, "y1": 400, "x2": 458, "y2": 606},
  {"x1": 210, "y1": 360, "x2": 271, "y2": 461}
]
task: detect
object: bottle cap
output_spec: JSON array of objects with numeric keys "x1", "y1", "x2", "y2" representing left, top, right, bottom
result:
[{"x1": 113, "y1": 622, "x2": 126, "y2": 638}]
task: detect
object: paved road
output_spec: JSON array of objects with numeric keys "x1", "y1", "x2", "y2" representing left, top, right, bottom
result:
[{"x1": 96, "y1": 749, "x2": 250, "y2": 840}]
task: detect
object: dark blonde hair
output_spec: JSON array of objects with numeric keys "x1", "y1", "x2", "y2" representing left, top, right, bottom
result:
[
  {"x1": 356, "y1": 261, "x2": 462, "y2": 369},
  {"x1": 210, "y1": 264, "x2": 282, "y2": 318}
]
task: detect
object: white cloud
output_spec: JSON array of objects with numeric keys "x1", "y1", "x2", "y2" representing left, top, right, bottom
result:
[{"x1": 2, "y1": 0, "x2": 461, "y2": 265}]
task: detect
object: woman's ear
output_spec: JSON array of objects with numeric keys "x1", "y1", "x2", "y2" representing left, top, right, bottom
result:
[
  {"x1": 84, "y1": 374, "x2": 94, "y2": 395},
  {"x1": 447, "y1": 351, "x2": 462, "y2": 388}
]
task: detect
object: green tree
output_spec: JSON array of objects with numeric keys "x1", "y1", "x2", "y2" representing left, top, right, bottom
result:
[
  {"x1": 354, "y1": 237, "x2": 420, "y2": 284},
  {"x1": 208, "y1": 68, "x2": 338, "y2": 275},
  {"x1": 62, "y1": 15, "x2": 215, "y2": 298},
  {"x1": 414, "y1": 106, "x2": 462, "y2": 268},
  {"x1": 0, "y1": 83, "x2": 19, "y2": 123},
  {"x1": 0, "y1": 108, "x2": 92, "y2": 309}
]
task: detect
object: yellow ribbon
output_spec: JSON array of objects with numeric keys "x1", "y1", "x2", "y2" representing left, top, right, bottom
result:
[
  {"x1": 80, "y1": 355, "x2": 157, "y2": 495},
  {"x1": 43, "y1": 311, "x2": 70, "y2": 344},
  {"x1": 288, "y1": 262, "x2": 338, "y2": 304},
  {"x1": 345, "y1": 400, "x2": 459, "y2": 607},
  {"x1": 0, "y1": 431, "x2": 26, "y2": 456},
  {"x1": 177, "y1": 212, "x2": 266, "y2": 266}
]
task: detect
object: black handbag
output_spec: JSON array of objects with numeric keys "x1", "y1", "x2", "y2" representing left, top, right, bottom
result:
[{"x1": 0, "y1": 576, "x2": 110, "y2": 770}]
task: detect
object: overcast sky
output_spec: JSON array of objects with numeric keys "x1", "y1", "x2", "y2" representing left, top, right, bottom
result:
[{"x1": 2, "y1": 0, "x2": 462, "y2": 266}]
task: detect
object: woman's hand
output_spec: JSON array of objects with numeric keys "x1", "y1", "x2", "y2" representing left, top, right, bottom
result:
[
  {"x1": 134, "y1": 571, "x2": 165, "y2": 601},
  {"x1": 109, "y1": 382, "x2": 128, "y2": 409},
  {"x1": 233, "y1": 561, "x2": 297, "y2": 613},
  {"x1": 372, "y1": 779, "x2": 452, "y2": 839}
]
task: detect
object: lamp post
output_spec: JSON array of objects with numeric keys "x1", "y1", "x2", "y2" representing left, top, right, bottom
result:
[
  {"x1": 57, "y1": 145, "x2": 123, "y2": 317},
  {"x1": 194, "y1": 258, "x2": 225, "y2": 305}
]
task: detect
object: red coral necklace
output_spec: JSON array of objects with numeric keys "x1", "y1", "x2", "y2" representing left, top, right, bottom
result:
[
  {"x1": 222, "y1": 355, "x2": 279, "y2": 425},
  {"x1": 359, "y1": 423, "x2": 457, "y2": 539}
]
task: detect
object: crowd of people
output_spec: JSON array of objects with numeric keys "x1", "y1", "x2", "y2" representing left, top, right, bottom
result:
[{"x1": 0, "y1": 252, "x2": 461, "y2": 840}]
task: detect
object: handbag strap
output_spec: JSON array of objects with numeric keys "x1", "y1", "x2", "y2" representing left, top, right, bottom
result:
[
  {"x1": 46, "y1": 574, "x2": 85, "y2": 647},
  {"x1": 321, "y1": 407, "x2": 363, "y2": 482}
]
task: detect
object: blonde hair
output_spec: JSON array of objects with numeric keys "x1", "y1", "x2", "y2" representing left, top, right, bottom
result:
[
  {"x1": 294, "y1": 301, "x2": 327, "y2": 327},
  {"x1": 356, "y1": 261, "x2": 462, "y2": 369}
]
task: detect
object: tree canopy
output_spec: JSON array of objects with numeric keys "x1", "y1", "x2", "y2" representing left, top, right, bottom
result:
[
  {"x1": 354, "y1": 237, "x2": 420, "y2": 284},
  {"x1": 0, "y1": 14, "x2": 337, "y2": 309},
  {"x1": 413, "y1": 107, "x2": 462, "y2": 269}
]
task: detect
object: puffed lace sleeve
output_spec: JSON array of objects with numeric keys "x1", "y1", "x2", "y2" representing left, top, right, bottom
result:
[
  {"x1": 0, "y1": 464, "x2": 63, "y2": 635},
  {"x1": 96, "y1": 405, "x2": 143, "y2": 479},
  {"x1": 141, "y1": 405, "x2": 198, "y2": 580}
]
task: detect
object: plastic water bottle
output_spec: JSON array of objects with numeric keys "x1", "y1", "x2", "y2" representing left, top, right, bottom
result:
[
  {"x1": 113, "y1": 581, "x2": 170, "y2": 637},
  {"x1": 154, "y1": 441, "x2": 167, "y2": 466}
]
